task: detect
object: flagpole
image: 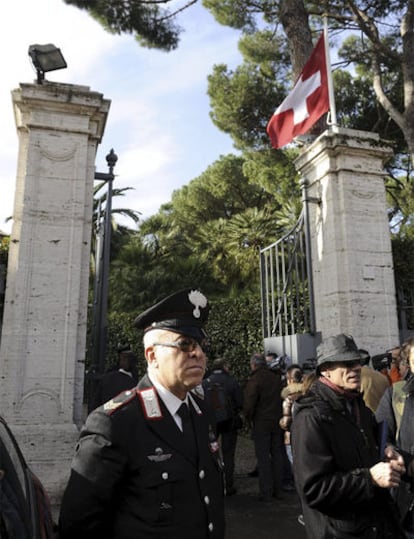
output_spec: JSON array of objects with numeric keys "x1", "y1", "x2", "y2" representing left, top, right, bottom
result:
[{"x1": 323, "y1": 16, "x2": 337, "y2": 127}]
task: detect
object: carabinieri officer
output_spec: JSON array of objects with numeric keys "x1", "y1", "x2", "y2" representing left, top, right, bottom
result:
[{"x1": 59, "y1": 288, "x2": 225, "y2": 539}]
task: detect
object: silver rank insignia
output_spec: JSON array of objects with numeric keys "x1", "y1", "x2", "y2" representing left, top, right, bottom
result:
[
  {"x1": 139, "y1": 387, "x2": 162, "y2": 419},
  {"x1": 147, "y1": 447, "x2": 172, "y2": 462},
  {"x1": 104, "y1": 400, "x2": 120, "y2": 412}
]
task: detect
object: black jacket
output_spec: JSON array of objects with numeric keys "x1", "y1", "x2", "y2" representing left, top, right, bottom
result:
[
  {"x1": 291, "y1": 379, "x2": 404, "y2": 539},
  {"x1": 243, "y1": 366, "x2": 282, "y2": 431},
  {"x1": 202, "y1": 369, "x2": 243, "y2": 432},
  {"x1": 376, "y1": 374, "x2": 414, "y2": 530},
  {"x1": 59, "y1": 375, "x2": 225, "y2": 539}
]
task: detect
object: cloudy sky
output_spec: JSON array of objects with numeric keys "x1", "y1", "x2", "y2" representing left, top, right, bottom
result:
[{"x1": 0, "y1": 0, "x2": 243, "y2": 233}]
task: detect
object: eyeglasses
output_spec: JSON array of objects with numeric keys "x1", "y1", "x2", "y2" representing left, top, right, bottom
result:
[{"x1": 153, "y1": 337, "x2": 208, "y2": 353}]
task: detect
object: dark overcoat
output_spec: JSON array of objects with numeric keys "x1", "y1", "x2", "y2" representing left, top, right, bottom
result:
[
  {"x1": 202, "y1": 368, "x2": 243, "y2": 432},
  {"x1": 291, "y1": 379, "x2": 404, "y2": 539},
  {"x1": 59, "y1": 374, "x2": 225, "y2": 539},
  {"x1": 243, "y1": 366, "x2": 282, "y2": 431},
  {"x1": 376, "y1": 374, "x2": 414, "y2": 531}
]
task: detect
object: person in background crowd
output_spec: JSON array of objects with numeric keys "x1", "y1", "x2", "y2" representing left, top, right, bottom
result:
[
  {"x1": 358, "y1": 348, "x2": 390, "y2": 412},
  {"x1": 59, "y1": 288, "x2": 225, "y2": 539},
  {"x1": 371, "y1": 346, "x2": 401, "y2": 385},
  {"x1": 376, "y1": 337, "x2": 414, "y2": 539},
  {"x1": 279, "y1": 364, "x2": 304, "y2": 465},
  {"x1": 301, "y1": 371, "x2": 318, "y2": 394},
  {"x1": 389, "y1": 346, "x2": 411, "y2": 383},
  {"x1": 92, "y1": 345, "x2": 138, "y2": 409},
  {"x1": 388, "y1": 346, "x2": 403, "y2": 384},
  {"x1": 243, "y1": 352, "x2": 284, "y2": 503},
  {"x1": 267, "y1": 355, "x2": 295, "y2": 490},
  {"x1": 265, "y1": 351, "x2": 278, "y2": 367},
  {"x1": 280, "y1": 364, "x2": 306, "y2": 526},
  {"x1": 292, "y1": 333, "x2": 405, "y2": 539},
  {"x1": 202, "y1": 358, "x2": 243, "y2": 496},
  {"x1": 247, "y1": 352, "x2": 284, "y2": 480},
  {"x1": 266, "y1": 352, "x2": 290, "y2": 382},
  {"x1": 397, "y1": 353, "x2": 410, "y2": 381},
  {"x1": 279, "y1": 364, "x2": 304, "y2": 492}
]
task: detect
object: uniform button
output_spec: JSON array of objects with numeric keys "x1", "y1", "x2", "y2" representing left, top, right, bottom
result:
[
  {"x1": 204, "y1": 496, "x2": 210, "y2": 505},
  {"x1": 199, "y1": 470, "x2": 205, "y2": 479},
  {"x1": 162, "y1": 472, "x2": 169, "y2": 480},
  {"x1": 208, "y1": 522, "x2": 214, "y2": 532}
]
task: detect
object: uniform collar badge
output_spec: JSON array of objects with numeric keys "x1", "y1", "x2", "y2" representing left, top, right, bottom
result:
[{"x1": 139, "y1": 387, "x2": 162, "y2": 419}]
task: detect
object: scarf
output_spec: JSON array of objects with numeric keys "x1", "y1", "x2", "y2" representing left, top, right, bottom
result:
[{"x1": 319, "y1": 376, "x2": 361, "y2": 426}]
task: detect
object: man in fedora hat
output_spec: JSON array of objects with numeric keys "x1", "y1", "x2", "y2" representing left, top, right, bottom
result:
[
  {"x1": 291, "y1": 333, "x2": 405, "y2": 539},
  {"x1": 59, "y1": 288, "x2": 225, "y2": 539}
]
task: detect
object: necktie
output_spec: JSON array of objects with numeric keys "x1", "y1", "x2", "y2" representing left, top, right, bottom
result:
[{"x1": 177, "y1": 402, "x2": 197, "y2": 461}]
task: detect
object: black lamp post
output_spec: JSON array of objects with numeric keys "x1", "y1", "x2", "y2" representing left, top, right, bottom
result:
[{"x1": 88, "y1": 149, "x2": 118, "y2": 411}]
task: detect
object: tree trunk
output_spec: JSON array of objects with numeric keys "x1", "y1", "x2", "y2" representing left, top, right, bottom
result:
[
  {"x1": 279, "y1": 0, "x2": 314, "y2": 80},
  {"x1": 279, "y1": 0, "x2": 327, "y2": 135}
]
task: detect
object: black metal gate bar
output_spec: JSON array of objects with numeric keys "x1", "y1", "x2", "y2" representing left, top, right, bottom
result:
[{"x1": 260, "y1": 211, "x2": 311, "y2": 338}]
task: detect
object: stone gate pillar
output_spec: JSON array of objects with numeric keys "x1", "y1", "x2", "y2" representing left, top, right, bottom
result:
[
  {"x1": 0, "y1": 82, "x2": 110, "y2": 503},
  {"x1": 295, "y1": 127, "x2": 399, "y2": 356}
]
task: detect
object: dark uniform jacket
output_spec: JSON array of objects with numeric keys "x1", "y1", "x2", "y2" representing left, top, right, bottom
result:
[
  {"x1": 243, "y1": 366, "x2": 282, "y2": 431},
  {"x1": 291, "y1": 379, "x2": 404, "y2": 539},
  {"x1": 59, "y1": 374, "x2": 225, "y2": 539}
]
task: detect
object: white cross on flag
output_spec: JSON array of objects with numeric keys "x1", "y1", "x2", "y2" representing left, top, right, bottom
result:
[{"x1": 266, "y1": 33, "x2": 330, "y2": 149}]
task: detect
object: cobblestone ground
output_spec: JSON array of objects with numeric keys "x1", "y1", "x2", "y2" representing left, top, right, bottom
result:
[{"x1": 225, "y1": 433, "x2": 307, "y2": 539}]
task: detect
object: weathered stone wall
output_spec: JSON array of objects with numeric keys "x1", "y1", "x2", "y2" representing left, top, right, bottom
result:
[
  {"x1": 0, "y1": 82, "x2": 110, "y2": 503},
  {"x1": 295, "y1": 127, "x2": 399, "y2": 356}
]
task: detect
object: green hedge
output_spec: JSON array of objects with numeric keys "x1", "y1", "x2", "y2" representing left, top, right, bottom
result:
[{"x1": 205, "y1": 293, "x2": 263, "y2": 385}]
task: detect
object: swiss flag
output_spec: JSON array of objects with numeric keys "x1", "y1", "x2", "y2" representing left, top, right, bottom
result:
[{"x1": 266, "y1": 33, "x2": 329, "y2": 149}]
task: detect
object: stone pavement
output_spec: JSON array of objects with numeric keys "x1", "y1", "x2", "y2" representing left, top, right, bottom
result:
[{"x1": 225, "y1": 434, "x2": 307, "y2": 539}]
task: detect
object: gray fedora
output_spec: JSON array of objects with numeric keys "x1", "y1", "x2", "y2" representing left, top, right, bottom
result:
[{"x1": 317, "y1": 334, "x2": 362, "y2": 368}]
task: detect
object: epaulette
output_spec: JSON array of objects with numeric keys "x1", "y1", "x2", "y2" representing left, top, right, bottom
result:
[{"x1": 103, "y1": 388, "x2": 138, "y2": 415}]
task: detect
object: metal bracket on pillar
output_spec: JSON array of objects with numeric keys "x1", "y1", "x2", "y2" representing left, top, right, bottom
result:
[
  {"x1": 88, "y1": 149, "x2": 118, "y2": 412},
  {"x1": 305, "y1": 196, "x2": 322, "y2": 205},
  {"x1": 300, "y1": 175, "x2": 321, "y2": 206}
]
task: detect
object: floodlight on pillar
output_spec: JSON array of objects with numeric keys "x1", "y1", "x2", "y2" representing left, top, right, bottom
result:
[{"x1": 28, "y1": 44, "x2": 67, "y2": 84}]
